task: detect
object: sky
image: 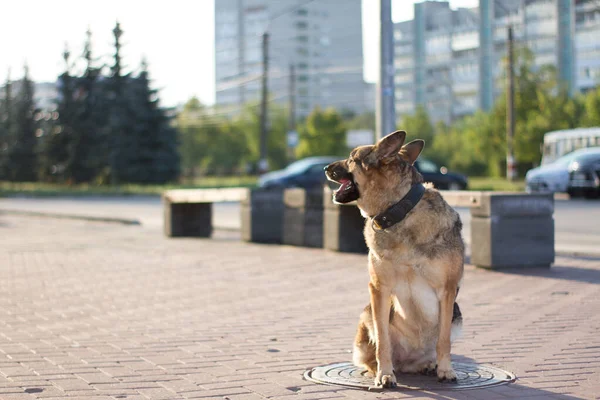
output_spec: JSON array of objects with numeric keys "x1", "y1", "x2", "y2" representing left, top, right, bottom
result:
[{"x1": 1, "y1": 0, "x2": 477, "y2": 107}]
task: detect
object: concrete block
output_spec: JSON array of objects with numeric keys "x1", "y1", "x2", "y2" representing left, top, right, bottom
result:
[
  {"x1": 469, "y1": 192, "x2": 555, "y2": 269},
  {"x1": 241, "y1": 189, "x2": 285, "y2": 244},
  {"x1": 282, "y1": 189, "x2": 324, "y2": 248},
  {"x1": 163, "y1": 201, "x2": 212, "y2": 237},
  {"x1": 322, "y1": 187, "x2": 367, "y2": 253},
  {"x1": 323, "y1": 206, "x2": 367, "y2": 254},
  {"x1": 471, "y1": 193, "x2": 554, "y2": 218},
  {"x1": 471, "y1": 215, "x2": 555, "y2": 269}
]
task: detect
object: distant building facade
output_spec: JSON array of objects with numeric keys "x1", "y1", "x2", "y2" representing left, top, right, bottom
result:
[
  {"x1": 214, "y1": 0, "x2": 371, "y2": 119},
  {"x1": 394, "y1": 0, "x2": 600, "y2": 124}
]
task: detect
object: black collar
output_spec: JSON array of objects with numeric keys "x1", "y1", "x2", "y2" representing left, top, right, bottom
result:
[{"x1": 372, "y1": 183, "x2": 426, "y2": 231}]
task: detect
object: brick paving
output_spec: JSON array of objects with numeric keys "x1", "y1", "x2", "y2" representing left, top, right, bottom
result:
[{"x1": 0, "y1": 215, "x2": 599, "y2": 400}]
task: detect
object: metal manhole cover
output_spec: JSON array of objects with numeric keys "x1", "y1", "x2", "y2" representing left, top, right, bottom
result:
[{"x1": 304, "y1": 362, "x2": 516, "y2": 391}]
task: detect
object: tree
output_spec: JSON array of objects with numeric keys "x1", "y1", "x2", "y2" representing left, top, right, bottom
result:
[
  {"x1": 69, "y1": 28, "x2": 108, "y2": 183},
  {"x1": 398, "y1": 105, "x2": 435, "y2": 156},
  {"x1": 235, "y1": 104, "x2": 288, "y2": 172},
  {"x1": 5, "y1": 65, "x2": 38, "y2": 182},
  {"x1": 38, "y1": 46, "x2": 74, "y2": 182},
  {"x1": 106, "y1": 21, "x2": 131, "y2": 185},
  {"x1": 176, "y1": 99, "x2": 248, "y2": 177},
  {"x1": 296, "y1": 107, "x2": 347, "y2": 159},
  {"x1": 582, "y1": 87, "x2": 600, "y2": 127},
  {"x1": 0, "y1": 71, "x2": 12, "y2": 179},
  {"x1": 123, "y1": 59, "x2": 179, "y2": 183},
  {"x1": 346, "y1": 112, "x2": 375, "y2": 132}
]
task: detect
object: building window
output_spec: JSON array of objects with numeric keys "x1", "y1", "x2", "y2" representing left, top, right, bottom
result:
[{"x1": 296, "y1": 8, "x2": 308, "y2": 16}]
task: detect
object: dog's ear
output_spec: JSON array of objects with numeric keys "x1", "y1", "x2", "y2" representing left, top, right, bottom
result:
[
  {"x1": 375, "y1": 130, "x2": 406, "y2": 160},
  {"x1": 399, "y1": 139, "x2": 425, "y2": 165}
]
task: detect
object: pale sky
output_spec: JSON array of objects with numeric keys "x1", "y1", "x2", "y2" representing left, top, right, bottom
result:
[{"x1": 1, "y1": 0, "x2": 477, "y2": 107}]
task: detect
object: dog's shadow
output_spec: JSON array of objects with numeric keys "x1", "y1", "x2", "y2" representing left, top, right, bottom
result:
[
  {"x1": 400, "y1": 354, "x2": 583, "y2": 400},
  {"x1": 465, "y1": 255, "x2": 600, "y2": 285}
]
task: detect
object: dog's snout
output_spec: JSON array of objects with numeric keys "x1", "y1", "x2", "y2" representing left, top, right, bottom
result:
[{"x1": 325, "y1": 163, "x2": 337, "y2": 178}]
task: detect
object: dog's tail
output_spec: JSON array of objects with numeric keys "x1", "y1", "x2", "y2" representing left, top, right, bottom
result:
[{"x1": 451, "y1": 302, "x2": 463, "y2": 342}]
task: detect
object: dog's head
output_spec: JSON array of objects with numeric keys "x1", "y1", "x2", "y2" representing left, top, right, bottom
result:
[{"x1": 324, "y1": 130, "x2": 424, "y2": 211}]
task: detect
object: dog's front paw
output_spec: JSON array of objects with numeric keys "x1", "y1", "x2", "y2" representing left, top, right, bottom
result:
[
  {"x1": 374, "y1": 370, "x2": 397, "y2": 388},
  {"x1": 437, "y1": 365, "x2": 457, "y2": 383}
]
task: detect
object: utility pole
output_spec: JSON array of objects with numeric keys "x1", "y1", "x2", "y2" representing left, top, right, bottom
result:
[
  {"x1": 376, "y1": 0, "x2": 396, "y2": 140},
  {"x1": 259, "y1": 32, "x2": 269, "y2": 174},
  {"x1": 506, "y1": 25, "x2": 516, "y2": 181},
  {"x1": 287, "y1": 64, "x2": 296, "y2": 162}
]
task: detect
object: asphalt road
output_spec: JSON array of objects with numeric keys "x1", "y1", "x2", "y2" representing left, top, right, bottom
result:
[{"x1": 1, "y1": 195, "x2": 599, "y2": 256}]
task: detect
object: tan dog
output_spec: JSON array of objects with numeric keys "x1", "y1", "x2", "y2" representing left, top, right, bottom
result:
[{"x1": 325, "y1": 130, "x2": 464, "y2": 388}]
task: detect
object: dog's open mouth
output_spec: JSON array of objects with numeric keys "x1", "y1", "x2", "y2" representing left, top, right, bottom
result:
[{"x1": 334, "y1": 177, "x2": 360, "y2": 204}]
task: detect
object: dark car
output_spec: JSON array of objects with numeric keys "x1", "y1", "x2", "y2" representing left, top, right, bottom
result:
[
  {"x1": 257, "y1": 156, "x2": 339, "y2": 189},
  {"x1": 258, "y1": 156, "x2": 468, "y2": 191},
  {"x1": 414, "y1": 158, "x2": 468, "y2": 190},
  {"x1": 567, "y1": 147, "x2": 600, "y2": 199}
]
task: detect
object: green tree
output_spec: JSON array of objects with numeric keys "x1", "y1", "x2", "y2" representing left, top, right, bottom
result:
[
  {"x1": 296, "y1": 107, "x2": 347, "y2": 159},
  {"x1": 230, "y1": 103, "x2": 288, "y2": 173},
  {"x1": 0, "y1": 71, "x2": 13, "y2": 179},
  {"x1": 38, "y1": 46, "x2": 74, "y2": 182},
  {"x1": 582, "y1": 87, "x2": 600, "y2": 127},
  {"x1": 120, "y1": 59, "x2": 180, "y2": 183},
  {"x1": 69, "y1": 28, "x2": 108, "y2": 183},
  {"x1": 176, "y1": 98, "x2": 208, "y2": 178},
  {"x1": 6, "y1": 65, "x2": 38, "y2": 182},
  {"x1": 176, "y1": 99, "x2": 249, "y2": 177},
  {"x1": 346, "y1": 112, "x2": 375, "y2": 132},
  {"x1": 106, "y1": 21, "x2": 132, "y2": 185},
  {"x1": 398, "y1": 105, "x2": 435, "y2": 157}
]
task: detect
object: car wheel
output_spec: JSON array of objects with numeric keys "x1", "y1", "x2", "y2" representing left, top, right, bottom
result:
[{"x1": 448, "y1": 182, "x2": 462, "y2": 191}]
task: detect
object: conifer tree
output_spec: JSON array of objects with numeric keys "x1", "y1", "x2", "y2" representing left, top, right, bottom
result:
[
  {"x1": 107, "y1": 21, "x2": 131, "y2": 185},
  {"x1": 0, "y1": 71, "x2": 12, "y2": 179},
  {"x1": 124, "y1": 58, "x2": 179, "y2": 183},
  {"x1": 70, "y1": 28, "x2": 107, "y2": 183},
  {"x1": 39, "y1": 45, "x2": 73, "y2": 182},
  {"x1": 6, "y1": 65, "x2": 37, "y2": 181}
]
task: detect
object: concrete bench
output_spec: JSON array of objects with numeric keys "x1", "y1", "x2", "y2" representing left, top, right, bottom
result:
[
  {"x1": 322, "y1": 187, "x2": 555, "y2": 269},
  {"x1": 163, "y1": 188, "x2": 248, "y2": 237},
  {"x1": 163, "y1": 187, "x2": 285, "y2": 244}
]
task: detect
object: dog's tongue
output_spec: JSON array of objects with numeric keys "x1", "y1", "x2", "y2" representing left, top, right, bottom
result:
[{"x1": 339, "y1": 179, "x2": 353, "y2": 192}]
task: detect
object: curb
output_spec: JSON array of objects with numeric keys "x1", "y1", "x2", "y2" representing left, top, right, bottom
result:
[{"x1": 0, "y1": 209, "x2": 141, "y2": 226}]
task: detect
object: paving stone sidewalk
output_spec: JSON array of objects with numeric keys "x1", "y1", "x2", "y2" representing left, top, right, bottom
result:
[{"x1": 0, "y1": 215, "x2": 599, "y2": 400}]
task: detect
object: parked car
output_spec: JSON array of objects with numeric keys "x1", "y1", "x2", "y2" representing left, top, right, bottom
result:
[
  {"x1": 566, "y1": 148, "x2": 600, "y2": 198},
  {"x1": 525, "y1": 147, "x2": 600, "y2": 195},
  {"x1": 414, "y1": 158, "x2": 468, "y2": 190},
  {"x1": 257, "y1": 156, "x2": 339, "y2": 189},
  {"x1": 258, "y1": 156, "x2": 468, "y2": 191}
]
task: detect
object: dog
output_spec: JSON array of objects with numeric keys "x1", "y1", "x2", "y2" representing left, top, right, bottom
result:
[{"x1": 324, "y1": 130, "x2": 464, "y2": 388}]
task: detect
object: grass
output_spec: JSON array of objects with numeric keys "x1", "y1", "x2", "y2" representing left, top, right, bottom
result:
[
  {"x1": 0, "y1": 176, "x2": 258, "y2": 197},
  {"x1": 0, "y1": 176, "x2": 524, "y2": 198},
  {"x1": 467, "y1": 177, "x2": 525, "y2": 192}
]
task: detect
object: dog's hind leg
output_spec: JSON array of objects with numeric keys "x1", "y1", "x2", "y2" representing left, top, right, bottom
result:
[{"x1": 352, "y1": 311, "x2": 377, "y2": 376}]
